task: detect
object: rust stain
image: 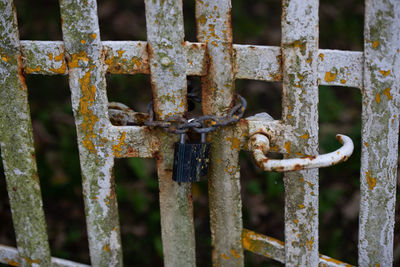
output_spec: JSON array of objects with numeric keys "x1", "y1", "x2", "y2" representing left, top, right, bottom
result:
[
  {"x1": 379, "y1": 69, "x2": 391, "y2": 76},
  {"x1": 17, "y1": 55, "x2": 27, "y2": 91},
  {"x1": 366, "y1": 171, "x2": 376, "y2": 190},
  {"x1": 3, "y1": 258, "x2": 19, "y2": 266},
  {"x1": 23, "y1": 257, "x2": 40, "y2": 264},
  {"x1": 383, "y1": 87, "x2": 393, "y2": 100},
  {"x1": 375, "y1": 93, "x2": 381, "y2": 104},
  {"x1": 324, "y1": 71, "x2": 337, "y2": 82}
]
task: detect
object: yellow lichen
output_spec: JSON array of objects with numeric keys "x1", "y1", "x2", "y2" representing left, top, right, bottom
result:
[
  {"x1": 78, "y1": 71, "x2": 99, "y2": 154},
  {"x1": 372, "y1": 40, "x2": 379, "y2": 48},
  {"x1": 112, "y1": 132, "x2": 127, "y2": 157},
  {"x1": 300, "y1": 133, "x2": 309, "y2": 139},
  {"x1": 284, "y1": 141, "x2": 291, "y2": 154},
  {"x1": 117, "y1": 50, "x2": 126, "y2": 58},
  {"x1": 366, "y1": 171, "x2": 376, "y2": 190},
  {"x1": 230, "y1": 249, "x2": 240, "y2": 259},
  {"x1": 318, "y1": 53, "x2": 324, "y2": 61},
  {"x1": 324, "y1": 71, "x2": 337, "y2": 82},
  {"x1": 306, "y1": 237, "x2": 314, "y2": 250},
  {"x1": 375, "y1": 93, "x2": 381, "y2": 104},
  {"x1": 379, "y1": 69, "x2": 391, "y2": 76},
  {"x1": 24, "y1": 66, "x2": 42, "y2": 74},
  {"x1": 221, "y1": 253, "x2": 230, "y2": 260},
  {"x1": 49, "y1": 52, "x2": 67, "y2": 74},
  {"x1": 383, "y1": 87, "x2": 392, "y2": 100},
  {"x1": 68, "y1": 51, "x2": 89, "y2": 69}
]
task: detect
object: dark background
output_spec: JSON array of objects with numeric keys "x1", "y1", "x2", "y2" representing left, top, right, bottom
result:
[{"x1": 0, "y1": 0, "x2": 399, "y2": 266}]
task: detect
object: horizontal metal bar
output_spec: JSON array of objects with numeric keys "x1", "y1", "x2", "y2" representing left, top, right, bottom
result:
[
  {"x1": 20, "y1": 41, "x2": 362, "y2": 88},
  {"x1": 317, "y1": 49, "x2": 363, "y2": 88},
  {"x1": 108, "y1": 126, "x2": 159, "y2": 158},
  {"x1": 20, "y1": 40, "x2": 207, "y2": 76},
  {"x1": 242, "y1": 229, "x2": 353, "y2": 267},
  {"x1": 0, "y1": 245, "x2": 90, "y2": 267}
]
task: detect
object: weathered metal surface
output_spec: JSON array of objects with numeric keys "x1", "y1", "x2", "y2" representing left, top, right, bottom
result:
[
  {"x1": 242, "y1": 229, "x2": 353, "y2": 267},
  {"x1": 0, "y1": 1, "x2": 51, "y2": 266},
  {"x1": 21, "y1": 41, "x2": 67, "y2": 75},
  {"x1": 59, "y1": 0, "x2": 122, "y2": 266},
  {"x1": 196, "y1": 1, "x2": 244, "y2": 266},
  {"x1": 234, "y1": 45, "x2": 282, "y2": 81},
  {"x1": 20, "y1": 41, "x2": 206, "y2": 76},
  {"x1": 0, "y1": 245, "x2": 90, "y2": 267},
  {"x1": 144, "y1": 1, "x2": 196, "y2": 266},
  {"x1": 281, "y1": 0, "x2": 320, "y2": 265},
  {"x1": 248, "y1": 133, "x2": 353, "y2": 172},
  {"x1": 359, "y1": 0, "x2": 400, "y2": 266},
  {"x1": 108, "y1": 126, "x2": 158, "y2": 158},
  {"x1": 242, "y1": 229, "x2": 285, "y2": 263},
  {"x1": 317, "y1": 50, "x2": 363, "y2": 88},
  {"x1": 20, "y1": 40, "x2": 363, "y2": 89}
]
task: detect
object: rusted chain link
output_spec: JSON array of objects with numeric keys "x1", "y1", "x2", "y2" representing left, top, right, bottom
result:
[
  {"x1": 144, "y1": 94, "x2": 247, "y2": 134},
  {"x1": 108, "y1": 95, "x2": 247, "y2": 134}
]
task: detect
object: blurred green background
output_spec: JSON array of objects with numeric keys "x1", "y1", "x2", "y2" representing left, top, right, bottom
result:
[{"x1": 0, "y1": 0, "x2": 399, "y2": 266}]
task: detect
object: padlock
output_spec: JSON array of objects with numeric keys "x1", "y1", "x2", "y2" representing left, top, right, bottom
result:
[{"x1": 172, "y1": 132, "x2": 211, "y2": 183}]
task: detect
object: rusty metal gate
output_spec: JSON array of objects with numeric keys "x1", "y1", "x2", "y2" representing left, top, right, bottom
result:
[{"x1": 0, "y1": 0, "x2": 399, "y2": 266}]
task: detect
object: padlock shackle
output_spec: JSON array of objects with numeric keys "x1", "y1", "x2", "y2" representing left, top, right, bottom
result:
[{"x1": 180, "y1": 133, "x2": 186, "y2": 144}]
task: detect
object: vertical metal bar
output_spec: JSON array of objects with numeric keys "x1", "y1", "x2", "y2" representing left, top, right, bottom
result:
[
  {"x1": 196, "y1": 1, "x2": 244, "y2": 266},
  {"x1": 59, "y1": 1, "x2": 122, "y2": 266},
  {"x1": 359, "y1": 0, "x2": 400, "y2": 265},
  {"x1": 144, "y1": 1, "x2": 196, "y2": 267},
  {"x1": 0, "y1": 1, "x2": 51, "y2": 266},
  {"x1": 281, "y1": 0, "x2": 319, "y2": 265}
]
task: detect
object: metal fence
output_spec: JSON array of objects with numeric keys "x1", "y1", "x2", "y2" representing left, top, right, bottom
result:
[{"x1": 0, "y1": 0, "x2": 398, "y2": 266}]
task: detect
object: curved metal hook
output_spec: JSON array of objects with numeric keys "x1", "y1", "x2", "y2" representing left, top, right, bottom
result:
[{"x1": 248, "y1": 134, "x2": 354, "y2": 172}]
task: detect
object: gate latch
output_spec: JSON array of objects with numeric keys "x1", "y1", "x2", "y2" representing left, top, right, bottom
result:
[{"x1": 248, "y1": 131, "x2": 354, "y2": 172}]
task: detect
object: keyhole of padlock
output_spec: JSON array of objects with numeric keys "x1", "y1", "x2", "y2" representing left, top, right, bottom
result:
[{"x1": 172, "y1": 132, "x2": 210, "y2": 183}]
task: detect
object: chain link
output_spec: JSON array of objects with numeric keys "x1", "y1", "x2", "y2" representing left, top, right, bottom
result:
[
  {"x1": 108, "y1": 95, "x2": 247, "y2": 134},
  {"x1": 144, "y1": 94, "x2": 247, "y2": 134}
]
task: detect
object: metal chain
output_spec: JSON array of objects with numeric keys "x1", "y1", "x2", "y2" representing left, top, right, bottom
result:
[{"x1": 144, "y1": 94, "x2": 247, "y2": 134}]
